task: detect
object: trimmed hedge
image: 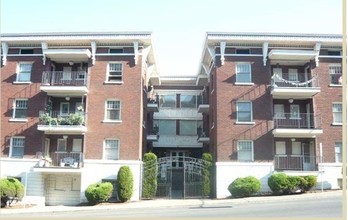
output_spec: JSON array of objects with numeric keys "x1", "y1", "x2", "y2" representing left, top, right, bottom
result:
[
  {"x1": 117, "y1": 166, "x2": 134, "y2": 202},
  {"x1": 268, "y1": 173, "x2": 317, "y2": 195},
  {"x1": 142, "y1": 152, "x2": 158, "y2": 199},
  {"x1": 202, "y1": 153, "x2": 213, "y2": 197},
  {"x1": 85, "y1": 182, "x2": 113, "y2": 205},
  {"x1": 228, "y1": 176, "x2": 261, "y2": 198},
  {"x1": 0, "y1": 178, "x2": 25, "y2": 208}
]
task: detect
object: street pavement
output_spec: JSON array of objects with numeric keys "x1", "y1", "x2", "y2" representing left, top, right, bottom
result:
[{"x1": 0, "y1": 190, "x2": 343, "y2": 216}]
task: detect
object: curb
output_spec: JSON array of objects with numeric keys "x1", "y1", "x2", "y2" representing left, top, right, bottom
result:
[{"x1": 0, "y1": 190, "x2": 342, "y2": 215}]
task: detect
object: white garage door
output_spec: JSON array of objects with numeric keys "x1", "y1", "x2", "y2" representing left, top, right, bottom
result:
[{"x1": 45, "y1": 174, "x2": 81, "y2": 206}]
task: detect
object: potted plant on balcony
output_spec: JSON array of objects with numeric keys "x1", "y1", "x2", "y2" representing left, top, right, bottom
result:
[{"x1": 39, "y1": 113, "x2": 52, "y2": 125}]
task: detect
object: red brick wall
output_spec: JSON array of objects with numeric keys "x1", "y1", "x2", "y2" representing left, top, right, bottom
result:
[
  {"x1": 213, "y1": 56, "x2": 274, "y2": 162},
  {"x1": 84, "y1": 55, "x2": 143, "y2": 160},
  {"x1": 313, "y1": 58, "x2": 342, "y2": 163},
  {"x1": 1, "y1": 56, "x2": 46, "y2": 157}
]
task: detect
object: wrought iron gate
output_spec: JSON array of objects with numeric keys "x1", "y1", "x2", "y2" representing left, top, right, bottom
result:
[{"x1": 143, "y1": 156, "x2": 209, "y2": 199}]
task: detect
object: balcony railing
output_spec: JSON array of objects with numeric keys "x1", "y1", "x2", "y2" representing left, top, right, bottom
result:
[
  {"x1": 49, "y1": 152, "x2": 83, "y2": 168},
  {"x1": 274, "y1": 155, "x2": 316, "y2": 171},
  {"x1": 273, "y1": 113, "x2": 321, "y2": 129},
  {"x1": 42, "y1": 71, "x2": 87, "y2": 86},
  {"x1": 271, "y1": 74, "x2": 319, "y2": 88},
  {"x1": 39, "y1": 110, "x2": 85, "y2": 126}
]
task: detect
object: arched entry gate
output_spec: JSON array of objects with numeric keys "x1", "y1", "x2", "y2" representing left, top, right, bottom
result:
[{"x1": 143, "y1": 156, "x2": 210, "y2": 199}]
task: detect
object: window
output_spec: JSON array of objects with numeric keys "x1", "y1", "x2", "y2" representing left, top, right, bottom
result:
[
  {"x1": 274, "y1": 104, "x2": 285, "y2": 118},
  {"x1": 109, "y1": 48, "x2": 124, "y2": 54},
  {"x1": 180, "y1": 95, "x2": 196, "y2": 108},
  {"x1": 158, "y1": 120, "x2": 176, "y2": 135},
  {"x1": 237, "y1": 101, "x2": 252, "y2": 122},
  {"x1": 236, "y1": 49, "x2": 250, "y2": 54},
  {"x1": 20, "y1": 49, "x2": 34, "y2": 54},
  {"x1": 275, "y1": 142, "x2": 286, "y2": 155},
  {"x1": 104, "y1": 139, "x2": 119, "y2": 160},
  {"x1": 291, "y1": 142, "x2": 301, "y2": 155},
  {"x1": 236, "y1": 63, "x2": 251, "y2": 83},
  {"x1": 290, "y1": 105, "x2": 300, "y2": 119},
  {"x1": 288, "y1": 69, "x2": 298, "y2": 82},
  {"x1": 17, "y1": 63, "x2": 32, "y2": 82},
  {"x1": 10, "y1": 137, "x2": 25, "y2": 158},
  {"x1": 237, "y1": 140, "x2": 253, "y2": 161},
  {"x1": 107, "y1": 63, "x2": 123, "y2": 82},
  {"x1": 105, "y1": 100, "x2": 121, "y2": 121},
  {"x1": 60, "y1": 102, "x2": 70, "y2": 116},
  {"x1": 13, "y1": 99, "x2": 28, "y2": 119},
  {"x1": 332, "y1": 103, "x2": 342, "y2": 124},
  {"x1": 57, "y1": 139, "x2": 67, "y2": 152},
  {"x1": 329, "y1": 65, "x2": 342, "y2": 85},
  {"x1": 159, "y1": 95, "x2": 176, "y2": 108},
  {"x1": 328, "y1": 50, "x2": 341, "y2": 56},
  {"x1": 335, "y1": 142, "x2": 342, "y2": 163},
  {"x1": 180, "y1": 120, "x2": 198, "y2": 136}
]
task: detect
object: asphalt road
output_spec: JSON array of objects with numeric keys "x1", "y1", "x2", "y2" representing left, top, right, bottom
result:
[{"x1": 6, "y1": 193, "x2": 342, "y2": 218}]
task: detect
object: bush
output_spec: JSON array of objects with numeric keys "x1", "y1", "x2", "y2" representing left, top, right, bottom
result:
[
  {"x1": 142, "y1": 152, "x2": 158, "y2": 199},
  {"x1": 0, "y1": 178, "x2": 25, "y2": 207},
  {"x1": 299, "y1": 176, "x2": 317, "y2": 192},
  {"x1": 228, "y1": 176, "x2": 261, "y2": 198},
  {"x1": 202, "y1": 153, "x2": 213, "y2": 197},
  {"x1": 85, "y1": 182, "x2": 113, "y2": 205},
  {"x1": 268, "y1": 173, "x2": 289, "y2": 194},
  {"x1": 268, "y1": 173, "x2": 318, "y2": 195},
  {"x1": 117, "y1": 166, "x2": 134, "y2": 202}
]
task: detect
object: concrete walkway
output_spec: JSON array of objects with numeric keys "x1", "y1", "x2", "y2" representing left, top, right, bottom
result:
[{"x1": 0, "y1": 190, "x2": 343, "y2": 215}]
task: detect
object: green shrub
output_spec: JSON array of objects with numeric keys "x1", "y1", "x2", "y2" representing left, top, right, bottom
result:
[
  {"x1": 142, "y1": 152, "x2": 158, "y2": 199},
  {"x1": 85, "y1": 182, "x2": 113, "y2": 205},
  {"x1": 0, "y1": 178, "x2": 25, "y2": 207},
  {"x1": 117, "y1": 166, "x2": 134, "y2": 202},
  {"x1": 228, "y1": 176, "x2": 261, "y2": 198},
  {"x1": 202, "y1": 153, "x2": 213, "y2": 197},
  {"x1": 268, "y1": 173, "x2": 289, "y2": 194},
  {"x1": 299, "y1": 176, "x2": 317, "y2": 192}
]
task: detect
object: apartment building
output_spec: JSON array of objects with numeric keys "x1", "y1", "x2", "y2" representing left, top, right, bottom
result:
[
  {"x1": 197, "y1": 32, "x2": 343, "y2": 198},
  {"x1": 0, "y1": 32, "x2": 157, "y2": 205}
]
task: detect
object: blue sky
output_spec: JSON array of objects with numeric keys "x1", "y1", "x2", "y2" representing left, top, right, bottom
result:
[{"x1": 1, "y1": 0, "x2": 342, "y2": 75}]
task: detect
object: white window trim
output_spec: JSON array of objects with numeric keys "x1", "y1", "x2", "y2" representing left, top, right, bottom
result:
[
  {"x1": 329, "y1": 64, "x2": 342, "y2": 87},
  {"x1": 237, "y1": 140, "x2": 254, "y2": 162},
  {"x1": 275, "y1": 141, "x2": 286, "y2": 155},
  {"x1": 335, "y1": 142, "x2": 342, "y2": 163},
  {"x1": 15, "y1": 62, "x2": 33, "y2": 83},
  {"x1": 103, "y1": 138, "x2": 120, "y2": 160},
  {"x1": 9, "y1": 136, "x2": 25, "y2": 158},
  {"x1": 332, "y1": 102, "x2": 342, "y2": 125},
  {"x1": 274, "y1": 104, "x2": 285, "y2": 119},
  {"x1": 103, "y1": 99, "x2": 122, "y2": 123},
  {"x1": 60, "y1": 102, "x2": 70, "y2": 116},
  {"x1": 11, "y1": 99, "x2": 28, "y2": 120},
  {"x1": 105, "y1": 62, "x2": 123, "y2": 84},
  {"x1": 236, "y1": 63, "x2": 252, "y2": 83},
  {"x1": 290, "y1": 104, "x2": 301, "y2": 119},
  {"x1": 57, "y1": 139, "x2": 67, "y2": 152},
  {"x1": 236, "y1": 101, "x2": 253, "y2": 123}
]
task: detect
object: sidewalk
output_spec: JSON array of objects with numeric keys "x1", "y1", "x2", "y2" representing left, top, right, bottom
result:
[{"x1": 0, "y1": 190, "x2": 343, "y2": 215}]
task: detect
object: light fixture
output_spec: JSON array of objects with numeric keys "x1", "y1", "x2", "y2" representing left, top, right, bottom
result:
[
  {"x1": 291, "y1": 138, "x2": 296, "y2": 142},
  {"x1": 69, "y1": 61, "x2": 74, "y2": 66},
  {"x1": 288, "y1": 98, "x2": 294, "y2": 103},
  {"x1": 65, "y1": 97, "x2": 70, "y2": 101},
  {"x1": 63, "y1": 135, "x2": 68, "y2": 139}
]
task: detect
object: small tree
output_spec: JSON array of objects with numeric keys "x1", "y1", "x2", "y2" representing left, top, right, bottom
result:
[
  {"x1": 202, "y1": 153, "x2": 213, "y2": 197},
  {"x1": 228, "y1": 176, "x2": 261, "y2": 198},
  {"x1": 268, "y1": 173, "x2": 289, "y2": 194},
  {"x1": 142, "y1": 152, "x2": 158, "y2": 199},
  {"x1": 85, "y1": 182, "x2": 113, "y2": 205},
  {"x1": 117, "y1": 166, "x2": 134, "y2": 202},
  {"x1": 0, "y1": 178, "x2": 25, "y2": 208}
]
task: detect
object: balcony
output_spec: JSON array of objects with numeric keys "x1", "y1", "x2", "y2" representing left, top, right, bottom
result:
[
  {"x1": 197, "y1": 104, "x2": 209, "y2": 113},
  {"x1": 147, "y1": 96, "x2": 159, "y2": 112},
  {"x1": 268, "y1": 49, "x2": 318, "y2": 65},
  {"x1": 34, "y1": 152, "x2": 83, "y2": 173},
  {"x1": 197, "y1": 128, "x2": 209, "y2": 143},
  {"x1": 41, "y1": 71, "x2": 88, "y2": 96},
  {"x1": 271, "y1": 74, "x2": 320, "y2": 99},
  {"x1": 43, "y1": 48, "x2": 91, "y2": 63},
  {"x1": 37, "y1": 111, "x2": 87, "y2": 134},
  {"x1": 273, "y1": 113, "x2": 323, "y2": 138},
  {"x1": 147, "y1": 128, "x2": 159, "y2": 141},
  {"x1": 274, "y1": 155, "x2": 316, "y2": 171}
]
